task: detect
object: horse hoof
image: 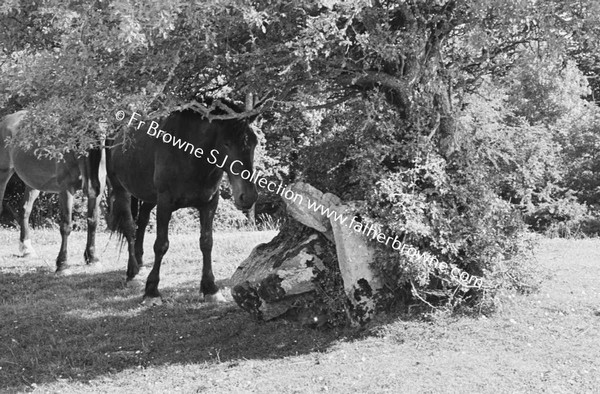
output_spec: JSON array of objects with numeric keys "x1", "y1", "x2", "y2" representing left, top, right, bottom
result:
[
  {"x1": 204, "y1": 291, "x2": 227, "y2": 303},
  {"x1": 19, "y1": 240, "x2": 37, "y2": 258},
  {"x1": 126, "y1": 276, "x2": 144, "y2": 289},
  {"x1": 87, "y1": 262, "x2": 102, "y2": 271},
  {"x1": 87, "y1": 259, "x2": 102, "y2": 267},
  {"x1": 55, "y1": 268, "x2": 73, "y2": 276},
  {"x1": 137, "y1": 266, "x2": 149, "y2": 277},
  {"x1": 141, "y1": 297, "x2": 162, "y2": 306}
]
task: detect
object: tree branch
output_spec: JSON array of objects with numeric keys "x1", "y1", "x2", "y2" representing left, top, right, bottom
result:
[
  {"x1": 337, "y1": 71, "x2": 412, "y2": 116},
  {"x1": 275, "y1": 92, "x2": 360, "y2": 111}
]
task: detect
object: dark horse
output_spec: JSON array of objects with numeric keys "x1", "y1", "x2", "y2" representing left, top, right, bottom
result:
[
  {"x1": 0, "y1": 110, "x2": 106, "y2": 272},
  {"x1": 106, "y1": 106, "x2": 258, "y2": 303}
]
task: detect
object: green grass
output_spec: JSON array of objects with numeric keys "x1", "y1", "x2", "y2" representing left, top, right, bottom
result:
[{"x1": 1, "y1": 229, "x2": 600, "y2": 393}]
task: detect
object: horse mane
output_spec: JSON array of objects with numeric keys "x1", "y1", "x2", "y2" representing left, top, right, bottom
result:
[
  {"x1": 177, "y1": 98, "x2": 257, "y2": 147},
  {"x1": 176, "y1": 97, "x2": 245, "y2": 117},
  {"x1": 198, "y1": 97, "x2": 245, "y2": 115}
]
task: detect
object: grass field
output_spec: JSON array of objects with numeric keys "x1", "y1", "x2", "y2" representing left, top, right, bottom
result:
[{"x1": 1, "y1": 227, "x2": 599, "y2": 393}]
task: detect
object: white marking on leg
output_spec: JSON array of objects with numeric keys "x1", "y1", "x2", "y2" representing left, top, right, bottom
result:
[
  {"x1": 141, "y1": 297, "x2": 162, "y2": 306},
  {"x1": 205, "y1": 291, "x2": 226, "y2": 303},
  {"x1": 19, "y1": 239, "x2": 38, "y2": 257}
]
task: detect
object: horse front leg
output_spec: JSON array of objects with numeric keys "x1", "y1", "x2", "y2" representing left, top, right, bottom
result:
[
  {"x1": 18, "y1": 186, "x2": 40, "y2": 258},
  {"x1": 143, "y1": 199, "x2": 172, "y2": 304},
  {"x1": 199, "y1": 195, "x2": 225, "y2": 302},
  {"x1": 55, "y1": 190, "x2": 74, "y2": 273}
]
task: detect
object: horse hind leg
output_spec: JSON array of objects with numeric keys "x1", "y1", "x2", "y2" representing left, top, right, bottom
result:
[
  {"x1": 0, "y1": 167, "x2": 14, "y2": 220},
  {"x1": 134, "y1": 200, "x2": 155, "y2": 272},
  {"x1": 107, "y1": 177, "x2": 140, "y2": 281},
  {"x1": 55, "y1": 190, "x2": 74, "y2": 274},
  {"x1": 18, "y1": 186, "x2": 40, "y2": 258}
]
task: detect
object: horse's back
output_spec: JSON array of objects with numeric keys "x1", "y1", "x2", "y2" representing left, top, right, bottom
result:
[
  {"x1": 1, "y1": 110, "x2": 85, "y2": 193},
  {"x1": 0, "y1": 110, "x2": 28, "y2": 170},
  {"x1": 0, "y1": 110, "x2": 28, "y2": 139}
]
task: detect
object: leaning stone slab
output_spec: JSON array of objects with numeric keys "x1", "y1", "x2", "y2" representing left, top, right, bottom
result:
[
  {"x1": 230, "y1": 223, "x2": 330, "y2": 321},
  {"x1": 282, "y1": 182, "x2": 340, "y2": 241},
  {"x1": 329, "y1": 204, "x2": 385, "y2": 324}
]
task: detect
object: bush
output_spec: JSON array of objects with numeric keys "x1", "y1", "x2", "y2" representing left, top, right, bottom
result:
[
  {"x1": 213, "y1": 197, "x2": 250, "y2": 231},
  {"x1": 525, "y1": 195, "x2": 600, "y2": 238},
  {"x1": 138, "y1": 193, "x2": 281, "y2": 234}
]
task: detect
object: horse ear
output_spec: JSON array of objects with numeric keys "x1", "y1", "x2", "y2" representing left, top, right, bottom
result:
[{"x1": 243, "y1": 93, "x2": 262, "y2": 124}]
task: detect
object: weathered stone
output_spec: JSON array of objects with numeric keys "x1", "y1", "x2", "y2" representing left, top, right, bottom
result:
[
  {"x1": 282, "y1": 182, "x2": 339, "y2": 241},
  {"x1": 329, "y1": 204, "x2": 385, "y2": 324},
  {"x1": 230, "y1": 222, "x2": 331, "y2": 321},
  {"x1": 232, "y1": 183, "x2": 387, "y2": 326},
  {"x1": 322, "y1": 192, "x2": 342, "y2": 208}
]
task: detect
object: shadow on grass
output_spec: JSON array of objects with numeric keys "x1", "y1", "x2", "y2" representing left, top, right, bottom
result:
[{"x1": 0, "y1": 268, "x2": 349, "y2": 391}]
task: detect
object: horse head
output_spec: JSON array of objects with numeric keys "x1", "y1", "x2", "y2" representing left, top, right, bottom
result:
[{"x1": 215, "y1": 119, "x2": 259, "y2": 211}]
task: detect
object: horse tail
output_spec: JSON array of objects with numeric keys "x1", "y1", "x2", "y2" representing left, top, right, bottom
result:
[
  {"x1": 105, "y1": 180, "x2": 136, "y2": 244},
  {"x1": 104, "y1": 141, "x2": 135, "y2": 242}
]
